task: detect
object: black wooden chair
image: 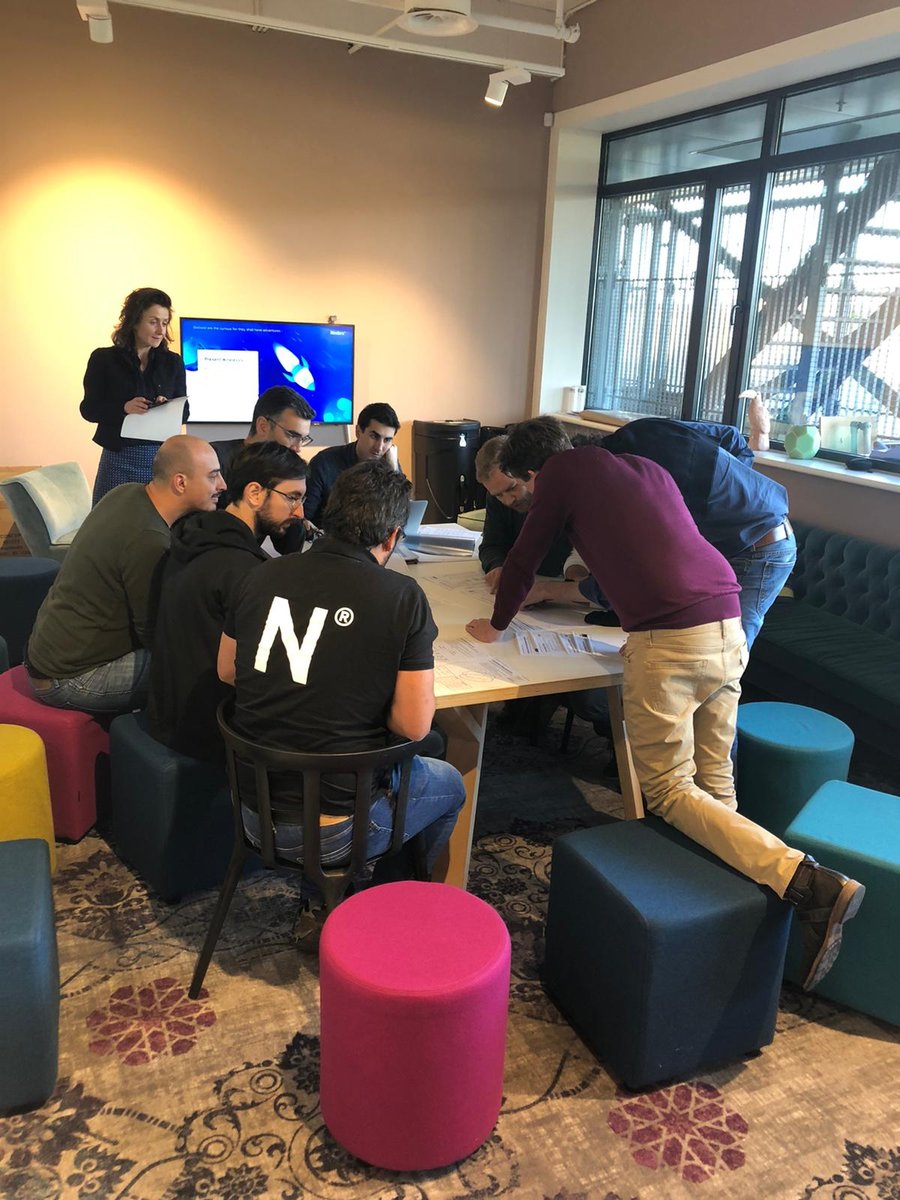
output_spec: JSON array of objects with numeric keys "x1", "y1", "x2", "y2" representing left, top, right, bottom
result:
[{"x1": 188, "y1": 700, "x2": 430, "y2": 998}]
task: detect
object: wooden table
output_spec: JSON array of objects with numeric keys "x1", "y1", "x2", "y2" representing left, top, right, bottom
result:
[{"x1": 404, "y1": 557, "x2": 643, "y2": 887}]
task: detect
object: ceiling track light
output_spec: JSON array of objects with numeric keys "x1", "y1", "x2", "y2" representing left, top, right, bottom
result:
[
  {"x1": 484, "y1": 66, "x2": 531, "y2": 108},
  {"x1": 76, "y1": 1, "x2": 114, "y2": 43}
]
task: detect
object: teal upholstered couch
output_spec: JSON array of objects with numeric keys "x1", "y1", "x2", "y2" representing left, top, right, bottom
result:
[{"x1": 746, "y1": 523, "x2": 900, "y2": 758}]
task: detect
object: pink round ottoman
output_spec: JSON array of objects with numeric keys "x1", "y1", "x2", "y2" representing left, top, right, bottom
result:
[{"x1": 319, "y1": 881, "x2": 511, "y2": 1171}]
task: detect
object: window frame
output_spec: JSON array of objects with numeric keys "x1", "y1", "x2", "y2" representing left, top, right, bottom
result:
[{"x1": 582, "y1": 56, "x2": 900, "y2": 472}]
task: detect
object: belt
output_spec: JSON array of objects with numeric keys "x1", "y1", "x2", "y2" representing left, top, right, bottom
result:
[
  {"x1": 24, "y1": 659, "x2": 54, "y2": 688},
  {"x1": 27, "y1": 674, "x2": 55, "y2": 692},
  {"x1": 752, "y1": 519, "x2": 792, "y2": 550}
]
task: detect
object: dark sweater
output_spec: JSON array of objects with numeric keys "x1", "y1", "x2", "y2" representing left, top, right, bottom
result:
[
  {"x1": 303, "y1": 442, "x2": 360, "y2": 527},
  {"x1": 479, "y1": 493, "x2": 571, "y2": 577},
  {"x1": 146, "y1": 510, "x2": 268, "y2": 760},
  {"x1": 491, "y1": 446, "x2": 741, "y2": 634},
  {"x1": 80, "y1": 343, "x2": 187, "y2": 450},
  {"x1": 304, "y1": 443, "x2": 406, "y2": 527}
]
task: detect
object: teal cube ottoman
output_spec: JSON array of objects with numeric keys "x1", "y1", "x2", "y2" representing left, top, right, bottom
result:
[
  {"x1": 736, "y1": 702, "x2": 854, "y2": 839},
  {"x1": 0, "y1": 839, "x2": 59, "y2": 1113},
  {"x1": 110, "y1": 713, "x2": 235, "y2": 902},
  {"x1": 544, "y1": 816, "x2": 792, "y2": 1090},
  {"x1": 784, "y1": 779, "x2": 899, "y2": 1024}
]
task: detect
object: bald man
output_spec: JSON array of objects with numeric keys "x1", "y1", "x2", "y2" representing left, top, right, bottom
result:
[{"x1": 25, "y1": 435, "x2": 225, "y2": 714}]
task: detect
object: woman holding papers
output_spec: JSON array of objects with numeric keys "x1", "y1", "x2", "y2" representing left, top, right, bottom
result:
[{"x1": 80, "y1": 287, "x2": 188, "y2": 504}]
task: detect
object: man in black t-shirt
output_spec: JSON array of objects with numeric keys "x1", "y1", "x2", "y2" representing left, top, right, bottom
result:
[{"x1": 219, "y1": 459, "x2": 464, "y2": 876}]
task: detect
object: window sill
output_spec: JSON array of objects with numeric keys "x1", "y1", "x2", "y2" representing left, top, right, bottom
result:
[
  {"x1": 548, "y1": 410, "x2": 900, "y2": 494},
  {"x1": 754, "y1": 450, "x2": 900, "y2": 494}
]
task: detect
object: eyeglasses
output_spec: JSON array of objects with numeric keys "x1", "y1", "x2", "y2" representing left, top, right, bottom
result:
[
  {"x1": 268, "y1": 419, "x2": 313, "y2": 448},
  {"x1": 267, "y1": 487, "x2": 305, "y2": 511}
]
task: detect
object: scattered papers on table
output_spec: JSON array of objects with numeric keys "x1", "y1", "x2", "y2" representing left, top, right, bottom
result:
[
  {"x1": 434, "y1": 638, "x2": 527, "y2": 689},
  {"x1": 416, "y1": 569, "x2": 490, "y2": 599}
]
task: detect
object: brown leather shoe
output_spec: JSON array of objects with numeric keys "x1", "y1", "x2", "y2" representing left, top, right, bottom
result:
[{"x1": 784, "y1": 855, "x2": 865, "y2": 991}]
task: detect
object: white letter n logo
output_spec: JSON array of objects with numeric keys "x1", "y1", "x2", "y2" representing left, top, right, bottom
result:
[{"x1": 254, "y1": 597, "x2": 328, "y2": 685}]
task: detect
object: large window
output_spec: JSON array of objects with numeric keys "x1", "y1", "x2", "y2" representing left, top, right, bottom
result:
[{"x1": 584, "y1": 60, "x2": 900, "y2": 461}]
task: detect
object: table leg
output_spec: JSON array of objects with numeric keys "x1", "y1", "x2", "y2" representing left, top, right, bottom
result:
[
  {"x1": 432, "y1": 703, "x2": 488, "y2": 889},
  {"x1": 608, "y1": 685, "x2": 644, "y2": 820}
]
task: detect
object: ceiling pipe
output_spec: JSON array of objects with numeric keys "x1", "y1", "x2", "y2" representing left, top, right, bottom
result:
[
  {"x1": 106, "y1": 0, "x2": 567, "y2": 75},
  {"x1": 346, "y1": 0, "x2": 580, "y2": 43}
]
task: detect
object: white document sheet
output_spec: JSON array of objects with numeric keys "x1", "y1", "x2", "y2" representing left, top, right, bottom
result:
[
  {"x1": 514, "y1": 628, "x2": 622, "y2": 657},
  {"x1": 434, "y1": 638, "x2": 527, "y2": 688},
  {"x1": 121, "y1": 397, "x2": 186, "y2": 441}
]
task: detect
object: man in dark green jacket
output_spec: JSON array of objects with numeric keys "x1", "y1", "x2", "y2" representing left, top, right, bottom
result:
[{"x1": 25, "y1": 436, "x2": 225, "y2": 714}]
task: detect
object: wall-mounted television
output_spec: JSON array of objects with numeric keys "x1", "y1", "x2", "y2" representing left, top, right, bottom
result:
[{"x1": 180, "y1": 316, "x2": 354, "y2": 424}]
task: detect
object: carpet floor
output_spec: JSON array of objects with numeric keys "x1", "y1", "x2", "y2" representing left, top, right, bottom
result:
[{"x1": 2, "y1": 708, "x2": 898, "y2": 1200}]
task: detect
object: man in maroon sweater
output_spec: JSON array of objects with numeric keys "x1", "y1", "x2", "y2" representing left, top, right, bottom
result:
[{"x1": 466, "y1": 417, "x2": 863, "y2": 992}]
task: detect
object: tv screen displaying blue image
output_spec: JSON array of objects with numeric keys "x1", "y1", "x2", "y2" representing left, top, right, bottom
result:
[{"x1": 180, "y1": 316, "x2": 354, "y2": 424}]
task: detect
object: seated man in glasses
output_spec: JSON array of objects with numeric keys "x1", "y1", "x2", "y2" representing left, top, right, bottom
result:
[
  {"x1": 211, "y1": 385, "x2": 315, "y2": 555},
  {"x1": 146, "y1": 442, "x2": 309, "y2": 761},
  {"x1": 218, "y1": 458, "x2": 464, "y2": 903}
]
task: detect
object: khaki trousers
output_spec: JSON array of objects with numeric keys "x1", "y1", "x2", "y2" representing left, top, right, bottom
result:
[{"x1": 622, "y1": 618, "x2": 804, "y2": 897}]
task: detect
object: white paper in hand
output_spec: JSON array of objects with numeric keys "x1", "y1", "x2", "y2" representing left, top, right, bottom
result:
[{"x1": 121, "y1": 398, "x2": 186, "y2": 441}]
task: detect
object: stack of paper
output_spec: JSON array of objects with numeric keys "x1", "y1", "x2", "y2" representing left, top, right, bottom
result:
[{"x1": 403, "y1": 522, "x2": 481, "y2": 560}]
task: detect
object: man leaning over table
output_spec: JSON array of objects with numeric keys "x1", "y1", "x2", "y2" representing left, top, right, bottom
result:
[{"x1": 465, "y1": 416, "x2": 864, "y2": 994}]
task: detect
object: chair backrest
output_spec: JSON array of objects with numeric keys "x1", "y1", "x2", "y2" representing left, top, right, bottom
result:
[
  {"x1": 0, "y1": 463, "x2": 91, "y2": 559},
  {"x1": 216, "y1": 700, "x2": 424, "y2": 911}
]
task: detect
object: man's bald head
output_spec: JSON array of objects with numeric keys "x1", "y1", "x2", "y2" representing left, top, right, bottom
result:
[
  {"x1": 152, "y1": 435, "x2": 213, "y2": 483},
  {"x1": 149, "y1": 435, "x2": 225, "y2": 521}
]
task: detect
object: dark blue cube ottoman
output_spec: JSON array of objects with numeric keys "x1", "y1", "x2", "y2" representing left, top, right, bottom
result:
[
  {"x1": 0, "y1": 839, "x2": 59, "y2": 1113},
  {"x1": 544, "y1": 816, "x2": 792, "y2": 1090},
  {"x1": 784, "y1": 780, "x2": 899, "y2": 1024},
  {"x1": 110, "y1": 713, "x2": 235, "y2": 902},
  {"x1": 0, "y1": 556, "x2": 59, "y2": 667}
]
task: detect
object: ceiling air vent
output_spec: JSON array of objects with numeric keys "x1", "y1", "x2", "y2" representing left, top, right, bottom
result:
[{"x1": 397, "y1": 2, "x2": 478, "y2": 37}]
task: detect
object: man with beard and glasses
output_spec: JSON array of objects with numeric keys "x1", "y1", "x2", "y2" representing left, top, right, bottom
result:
[{"x1": 145, "y1": 442, "x2": 308, "y2": 761}]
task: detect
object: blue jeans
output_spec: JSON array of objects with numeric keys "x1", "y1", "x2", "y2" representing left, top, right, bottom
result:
[
  {"x1": 729, "y1": 534, "x2": 797, "y2": 651},
  {"x1": 241, "y1": 754, "x2": 465, "y2": 875},
  {"x1": 27, "y1": 649, "x2": 151, "y2": 714}
]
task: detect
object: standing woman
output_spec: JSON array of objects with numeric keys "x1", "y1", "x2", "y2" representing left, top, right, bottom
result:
[{"x1": 81, "y1": 287, "x2": 189, "y2": 505}]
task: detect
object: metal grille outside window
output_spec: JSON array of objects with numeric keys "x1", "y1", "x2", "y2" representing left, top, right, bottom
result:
[
  {"x1": 586, "y1": 182, "x2": 704, "y2": 417},
  {"x1": 747, "y1": 151, "x2": 900, "y2": 442}
]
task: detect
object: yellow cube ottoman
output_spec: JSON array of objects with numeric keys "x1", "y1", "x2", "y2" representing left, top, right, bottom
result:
[{"x1": 0, "y1": 724, "x2": 56, "y2": 871}]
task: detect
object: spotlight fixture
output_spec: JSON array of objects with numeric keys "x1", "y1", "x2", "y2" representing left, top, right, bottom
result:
[
  {"x1": 484, "y1": 66, "x2": 532, "y2": 108},
  {"x1": 76, "y1": 2, "x2": 113, "y2": 43}
]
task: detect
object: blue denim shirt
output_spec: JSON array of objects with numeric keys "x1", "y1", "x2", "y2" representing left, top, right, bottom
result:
[{"x1": 601, "y1": 419, "x2": 789, "y2": 559}]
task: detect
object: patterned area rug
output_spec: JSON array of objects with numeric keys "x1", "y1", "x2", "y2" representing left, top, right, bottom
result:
[{"x1": 3, "y1": 710, "x2": 899, "y2": 1200}]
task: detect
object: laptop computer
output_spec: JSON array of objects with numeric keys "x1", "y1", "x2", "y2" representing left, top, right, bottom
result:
[
  {"x1": 395, "y1": 500, "x2": 429, "y2": 563},
  {"x1": 405, "y1": 499, "x2": 428, "y2": 537}
]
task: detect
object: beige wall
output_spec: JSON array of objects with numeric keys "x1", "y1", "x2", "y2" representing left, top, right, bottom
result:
[
  {"x1": 0, "y1": 1, "x2": 552, "y2": 482},
  {"x1": 755, "y1": 463, "x2": 900, "y2": 549},
  {"x1": 555, "y1": 0, "x2": 900, "y2": 110}
]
